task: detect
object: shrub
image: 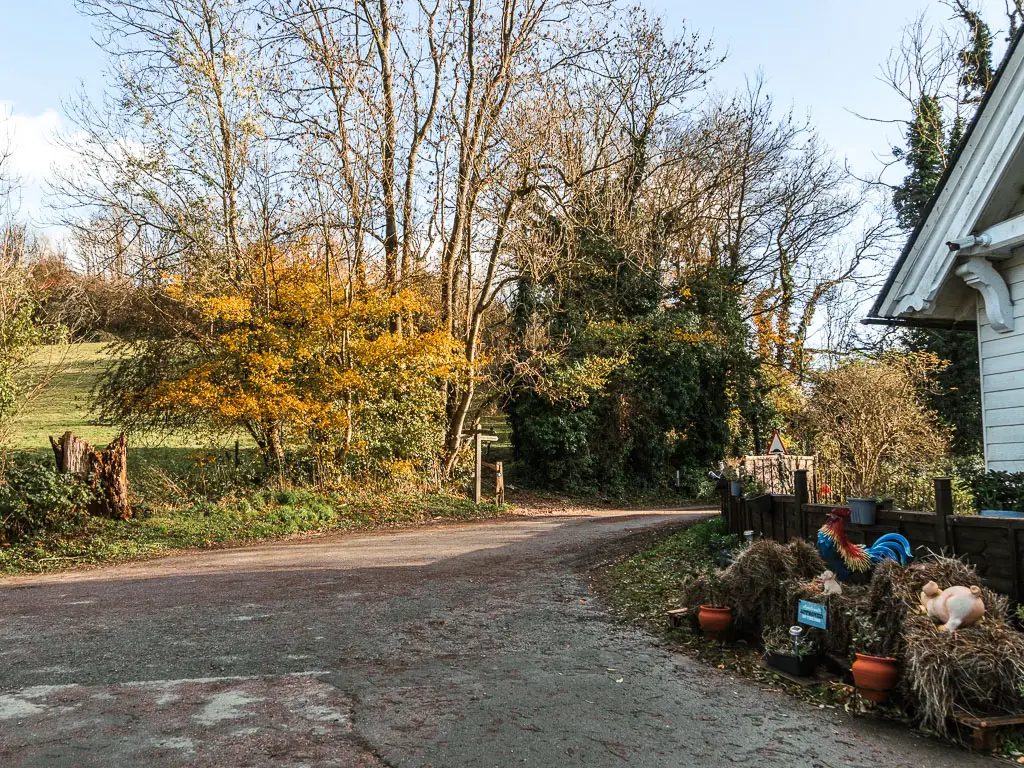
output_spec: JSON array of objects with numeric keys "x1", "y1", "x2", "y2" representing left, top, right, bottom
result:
[
  {"x1": 795, "y1": 352, "x2": 950, "y2": 499},
  {"x1": 507, "y1": 264, "x2": 745, "y2": 494},
  {"x1": 964, "y1": 470, "x2": 1024, "y2": 512},
  {"x1": 0, "y1": 459, "x2": 97, "y2": 545}
]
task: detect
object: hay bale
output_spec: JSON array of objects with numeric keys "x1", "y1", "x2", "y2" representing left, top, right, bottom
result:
[
  {"x1": 902, "y1": 610, "x2": 1024, "y2": 735},
  {"x1": 717, "y1": 540, "x2": 823, "y2": 630},
  {"x1": 866, "y1": 556, "x2": 1011, "y2": 659},
  {"x1": 863, "y1": 554, "x2": 1024, "y2": 735},
  {"x1": 679, "y1": 539, "x2": 871, "y2": 652}
]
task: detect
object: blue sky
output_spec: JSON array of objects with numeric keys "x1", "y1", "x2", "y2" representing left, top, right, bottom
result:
[{"x1": 0, "y1": 0, "x2": 1015, "y2": 228}]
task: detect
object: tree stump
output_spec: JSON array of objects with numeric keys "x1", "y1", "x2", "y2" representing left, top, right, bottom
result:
[
  {"x1": 93, "y1": 433, "x2": 130, "y2": 520},
  {"x1": 49, "y1": 431, "x2": 131, "y2": 520},
  {"x1": 49, "y1": 431, "x2": 93, "y2": 477}
]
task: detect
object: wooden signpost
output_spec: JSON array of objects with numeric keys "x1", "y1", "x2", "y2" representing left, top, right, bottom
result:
[{"x1": 462, "y1": 427, "x2": 499, "y2": 504}]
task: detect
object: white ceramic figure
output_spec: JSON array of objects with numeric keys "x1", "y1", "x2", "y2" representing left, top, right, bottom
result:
[
  {"x1": 817, "y1": 570, "x2": 842, "y2": 596},
  {"x1": 918, "y1": 581, "x2": 986, "y2": 632}
]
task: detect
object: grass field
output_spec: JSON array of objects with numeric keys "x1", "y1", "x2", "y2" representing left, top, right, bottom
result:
[
  {"x1": 10, "y1": 342, "x2": 250, "y2": 481},
  {"x1": 12, "y1": 342, "x2": 124, "y2": 450},
  {"x1": 0, "y1": 342, "x2": 511, "y2": 575}
]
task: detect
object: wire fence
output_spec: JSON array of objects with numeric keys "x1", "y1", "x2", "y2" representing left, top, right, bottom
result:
[{"x1": 743, "y1": 455, "x2": 944, "y2": 512}]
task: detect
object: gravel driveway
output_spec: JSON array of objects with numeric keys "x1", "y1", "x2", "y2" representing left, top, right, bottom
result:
[{"x1": 0, "y1": 510, "x2": 996, "y2": 767}]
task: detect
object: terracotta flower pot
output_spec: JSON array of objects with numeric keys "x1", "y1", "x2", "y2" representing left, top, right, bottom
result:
[
  {"x1": 852, "y1": 653, "x2": 899, "y2": 702},
  {"x1": 698, "y1": 605, "x2": 733, "y2": 641}
]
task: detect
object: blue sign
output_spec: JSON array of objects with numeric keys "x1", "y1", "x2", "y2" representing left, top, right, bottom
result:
[{"x1": 797, "y1": 600, "x2": 827, "y2": 630}]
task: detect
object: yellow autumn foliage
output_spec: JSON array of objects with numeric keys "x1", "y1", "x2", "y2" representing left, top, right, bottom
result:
[{"x1": 141, "y1": 251, "x2": 464, "y2": 476}]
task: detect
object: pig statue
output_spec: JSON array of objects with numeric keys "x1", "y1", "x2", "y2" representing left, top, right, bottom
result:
[{"x1": 919, "y1": 581, "x2": 986, "y2": 632}]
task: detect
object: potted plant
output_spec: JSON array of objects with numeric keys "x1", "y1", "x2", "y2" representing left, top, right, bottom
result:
[
  {"x1": 846, "y1": 496, "x2": 878, "y2": 525},
  {"x1": 762, "y1": 625, "x2": 820, "y2": 677},
  {"x1": 849, "y1": 610, "x2": 899, "y2": 702},
  {"x1": 696, "y1": 571, "x2": 733, "y2": 641},
  {"x1": 721, "y1": 464, "x2": 743, "y2": 498}
]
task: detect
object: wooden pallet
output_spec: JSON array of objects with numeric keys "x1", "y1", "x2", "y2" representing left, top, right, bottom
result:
[
  {"x1": 952, "y1": 712, "x2": 1024, "y2": 751},
  {"x1": 759, "y1": 660, "x2": 843, "y2": 687}
]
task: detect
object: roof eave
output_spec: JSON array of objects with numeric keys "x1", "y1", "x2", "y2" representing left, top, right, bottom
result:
[{"x1": 872, "y1": 27, "x2": 1024, "y2": 320}]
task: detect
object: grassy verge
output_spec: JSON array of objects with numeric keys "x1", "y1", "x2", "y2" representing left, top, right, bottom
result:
[{"x1": 0, "y1": 487, "x2": 507, "y2": 576}]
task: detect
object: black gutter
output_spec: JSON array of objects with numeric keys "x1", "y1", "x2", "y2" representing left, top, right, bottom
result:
[{"x1": 868, "y1": 27, "x2": 1024, "y2": 322}]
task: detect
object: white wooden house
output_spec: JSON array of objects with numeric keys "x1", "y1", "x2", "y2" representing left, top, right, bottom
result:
[{"x1": 871, "y1": 33, "x2": 1024, "y2": 472}]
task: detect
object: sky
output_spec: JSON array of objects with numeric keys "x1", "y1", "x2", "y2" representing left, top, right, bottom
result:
[{"x1": 0, "y1": 0, "x2": 1016, "y2": 232}]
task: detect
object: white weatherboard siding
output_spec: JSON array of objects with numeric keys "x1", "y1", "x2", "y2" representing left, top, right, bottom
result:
[{"x1": 979, "y1": 250, "x2": 1024, "y2": 471}]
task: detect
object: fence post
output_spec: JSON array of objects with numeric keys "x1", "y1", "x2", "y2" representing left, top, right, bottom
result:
[
  {"x1": 720, "y1": 484, "x2": 730, "y2": 530},
  {"x1": 933, "y1": 477, "x2": 952, "y2": 554},
  {"x1": 794, "y1": 469, "x2": 809, "y2": 540}
]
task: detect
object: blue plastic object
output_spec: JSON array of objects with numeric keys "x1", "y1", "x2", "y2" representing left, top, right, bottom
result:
[{"x1": 980, "y1": 509, "x2": 1024, "y2": 518}]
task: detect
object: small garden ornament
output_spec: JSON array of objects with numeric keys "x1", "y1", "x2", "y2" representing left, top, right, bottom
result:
[
  {"x1": 816, "y1": 570, "x2": 842, "y2": 596},
  {"x1": 816, "y1": 507, "x2": 912, "y2": 580},
  {"x1": 918, "y1": 581, "x2": 985, "y2": 632}
]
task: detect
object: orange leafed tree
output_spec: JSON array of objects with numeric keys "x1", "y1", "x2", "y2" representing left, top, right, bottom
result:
[{"x1": 99, "y1": 248, "x2": 464, "y2": 480}]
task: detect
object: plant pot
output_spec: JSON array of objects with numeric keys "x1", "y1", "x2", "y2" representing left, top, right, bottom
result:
[
  {"x1": 847, "y1": 497, "x2": 877, "y2": 525},
  {"x1": 730, "y1": 480, "x2": 742, "y2": 497},
  {"x1": 697, "y1": 605, "x2": 733, "y2": 641},
  {"x1": 765, "y1": 651, "x2": 820, "y2": 678},
  {"x1": 852, "y1": 653, "x2": 899, "y2": 703}
]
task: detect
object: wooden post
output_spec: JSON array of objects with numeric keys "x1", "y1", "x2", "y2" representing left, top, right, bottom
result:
[
  {"x1": 92, "y1": 433, "x2": 131, "y2": 520},
  {"x1": 464, "y1": 428, "x2": 498, "y2": 504},
  {"x1": 474, "y1": 431, "x2": 483, "y2": 504},
  {"x1": 1008, "y1": 523, "x2": 1021, "y2": 603},
  {"x1": 794, "y1": 469, "x2": 809, "y2": 540},
  {"x1": 49, "y1": 431, "x2": 94, "y2": 478},
  {"x1": 934, "y1": 477, "x2": 952, "y2": 554},
  {"x1": 49, "y1": 431, "x2": 130, "y2": 519},
  {"x1": 495, "y1": 460, "x2": 504, "y2": 506}
]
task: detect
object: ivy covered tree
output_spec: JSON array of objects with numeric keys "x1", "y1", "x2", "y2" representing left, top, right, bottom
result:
[
  {"x1": 505, "y1": 227, "x2": 748, "y2": 494},
  {"x1": 892, "y1": 95, "x2": 947, "y2": 231},
  {"x1": 888, "y1": 2, "x2": 995, "y2": 456}
]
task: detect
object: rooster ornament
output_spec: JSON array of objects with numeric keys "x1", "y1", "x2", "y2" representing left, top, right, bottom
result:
[{"x1": 817, "y1": 507, "x2": 913, "y2": 581}]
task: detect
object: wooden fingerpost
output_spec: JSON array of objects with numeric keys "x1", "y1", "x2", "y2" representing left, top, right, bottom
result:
[
  {"x1": 467, "y1": 428, "x2": 499, "y2": 504},
  {"x1": 933, "y1": 477, "x2": 952, "y2": 555},
  {"x1": 475, "y1": 431, "x2": 483, "y2": 504},
  {"x1": 794, "y1": 469, "x2": 809, "y2": 540}
]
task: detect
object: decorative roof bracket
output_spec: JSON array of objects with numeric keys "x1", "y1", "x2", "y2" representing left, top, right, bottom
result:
[{"x1": 955, "y1": 255, "x2": 1015, "y2": 333}]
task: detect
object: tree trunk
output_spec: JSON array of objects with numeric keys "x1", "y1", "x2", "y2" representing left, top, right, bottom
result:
[
  {"x1": 92, "y1": 433, "x2": 131, "y2": 520},
  {"x1": 49, "y1": 431, "x2": 131, "y2": 520},
  {"x1": 50, "y1": 431, "x2": 94, "y2": 477}
]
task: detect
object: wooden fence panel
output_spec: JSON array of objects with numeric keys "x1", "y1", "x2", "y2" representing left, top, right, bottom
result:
[{"x1": 724, "y1": 491, "x2": 1024, "y2": 603}]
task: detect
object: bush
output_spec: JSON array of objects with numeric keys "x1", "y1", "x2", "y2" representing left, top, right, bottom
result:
[
  {"x1": 0, "y1": 458, "x2": 96, "y2": 545},
  {"x1": 507, "y1": 263, "x2": 745, "y2": 494},
  {"x1": 964, "y1": 470, "x2": 1024, "y2": 512}
]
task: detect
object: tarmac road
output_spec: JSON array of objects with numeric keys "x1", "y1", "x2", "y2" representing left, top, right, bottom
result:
[{"x1": 0, "y1": 509, "x2": 996, "y2": 767}]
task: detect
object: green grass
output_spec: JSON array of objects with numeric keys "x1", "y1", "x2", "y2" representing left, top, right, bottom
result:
[
  {"x1": 0, "y1": 486, "x2": 507, "y2": 575},
  {"x1": 600, "y1": 517, "x2": 738, "y2": 627},
  {"x1": 11, "y1": 342, "x2": 252, "y2": 481},
  {"x1": 0, "y1": 342, "x2": 515, "y2": 576},
  {"x1": 12, "y1": 342, "x2": 123, "y2": 449}
]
